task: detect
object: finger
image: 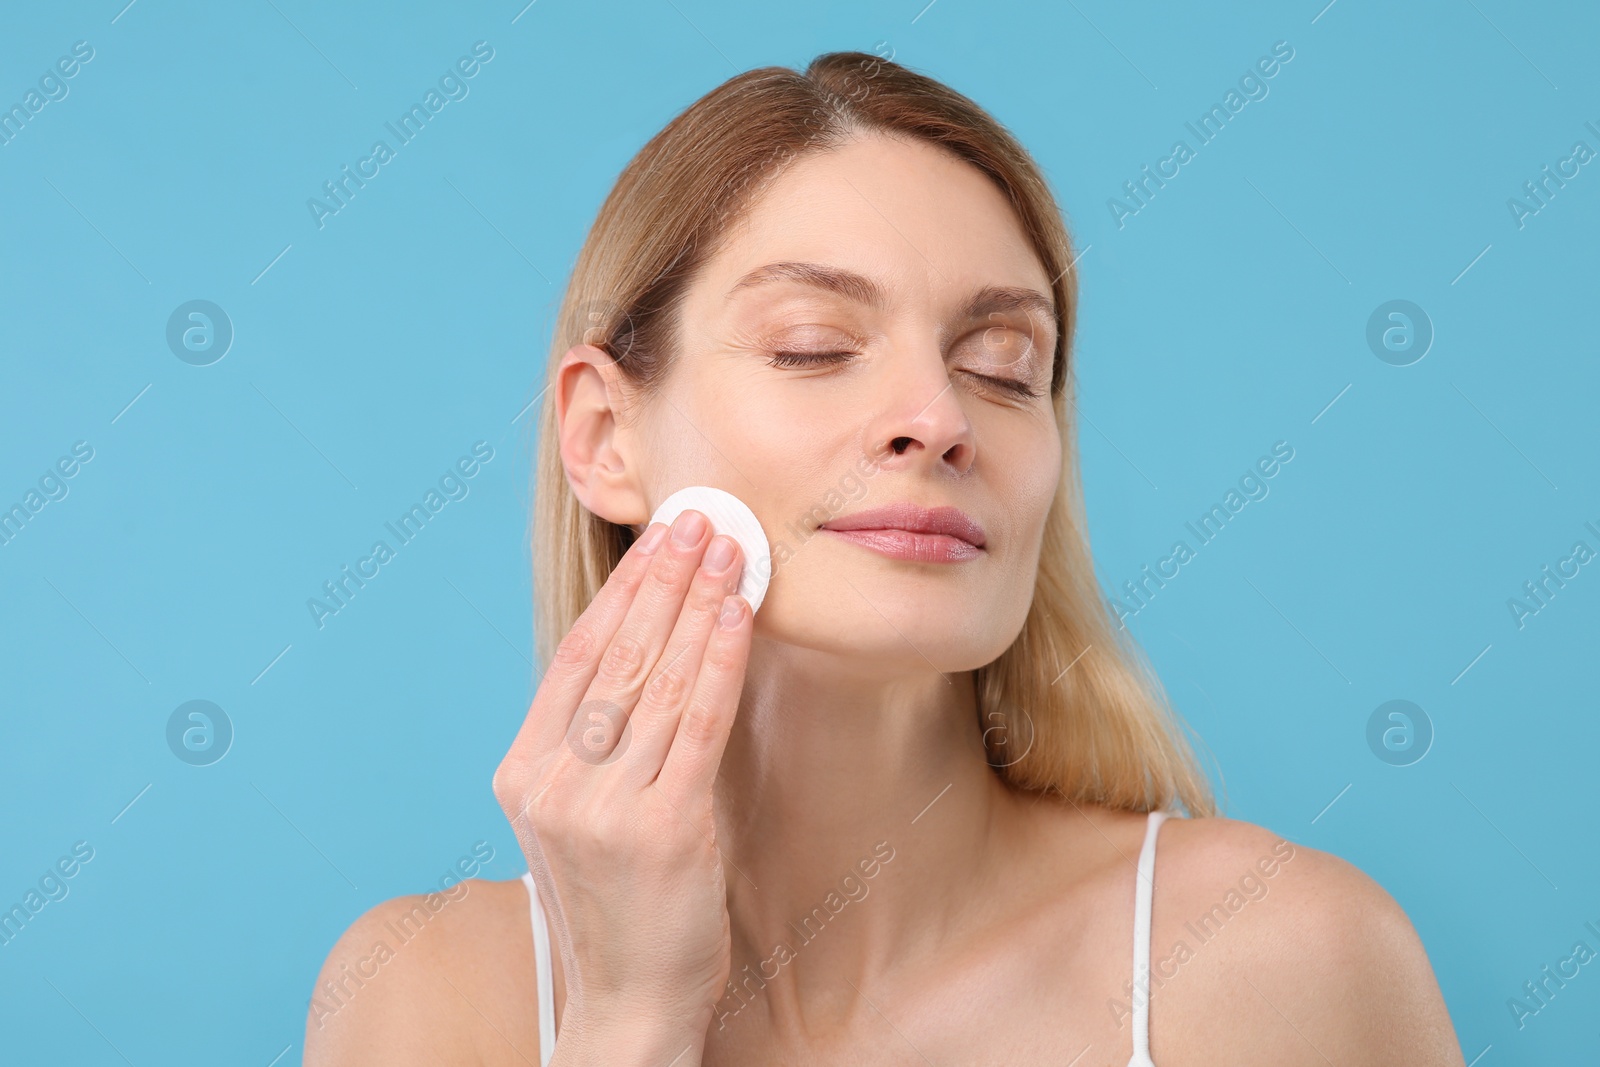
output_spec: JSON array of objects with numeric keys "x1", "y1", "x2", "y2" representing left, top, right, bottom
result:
[
  {"x1": 623, "y1": 534, "x2": 744, "y2": 781},
  {"x1": 505, "y1": 520, "x2": 669, "y2": 764},
  {"x1": 656, "y1": 593, "x2": 751, "y2": 803},
  {"x1": 564, "y1": 508, "x2": 714, "y2": 766}
]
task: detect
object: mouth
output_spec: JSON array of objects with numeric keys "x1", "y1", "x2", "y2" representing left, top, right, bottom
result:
[{"x1": 818, "y1": 503, "x2": 987, "y2": 563}]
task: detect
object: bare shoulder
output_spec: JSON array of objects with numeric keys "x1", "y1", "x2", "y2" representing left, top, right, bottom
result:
[
  {"x1": 1147, "y1": 815, "x2": 1465, "y2": 1067},
  {"x1": 303, "y1": 876, "x2": 541, "y2": 1067}
]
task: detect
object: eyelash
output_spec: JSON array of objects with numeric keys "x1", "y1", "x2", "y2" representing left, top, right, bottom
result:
[
  {"x1": 768, "y1": 350, "x2": 854, "y2": 367},
  {"x1": 766, "y1": 350, "x2": 1041, "y2": 400}
]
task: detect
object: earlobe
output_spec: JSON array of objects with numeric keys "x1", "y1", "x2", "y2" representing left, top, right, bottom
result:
[{"x1": 555, "y1": 344, "x2": 650, "y2": 525}]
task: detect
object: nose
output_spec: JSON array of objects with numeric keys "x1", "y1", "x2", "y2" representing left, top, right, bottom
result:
[{"x1": 865, "y1": 359, "x2": 977, "y2": 476}]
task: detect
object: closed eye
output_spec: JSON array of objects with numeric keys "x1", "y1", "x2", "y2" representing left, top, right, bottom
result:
[
  {"x1": 767, "y1": 350, "x2": 856, "y2": 368},
  {"x1": 766, "y1": 350, "x2": 1040, "y2": 399},
  {"x1": 972, "y1": 373, "x2": 1040, "y2": 400}
]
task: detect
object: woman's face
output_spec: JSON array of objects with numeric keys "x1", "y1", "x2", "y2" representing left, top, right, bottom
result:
[{"x1": 615, "y1": 131, "x2": 1062, "y2": 674}]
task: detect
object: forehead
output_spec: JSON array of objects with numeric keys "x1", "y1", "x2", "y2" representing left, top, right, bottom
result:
[{"x1": 696, "y1": 132, "x2": 1053, "y2": 310}]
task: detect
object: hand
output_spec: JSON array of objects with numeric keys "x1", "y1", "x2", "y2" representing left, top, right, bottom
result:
[{"x1": 493, "y1": 509, "x2": 752, "y2": 1066}]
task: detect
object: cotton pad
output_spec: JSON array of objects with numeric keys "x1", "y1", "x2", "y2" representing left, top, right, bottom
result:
[{"x1": 649, "y1": 486, "x2": 772, "y2": 614}]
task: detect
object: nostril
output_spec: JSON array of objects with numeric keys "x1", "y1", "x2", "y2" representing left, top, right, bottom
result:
[{"x1": 892, "y1": 436, "x2": 912, "y2": 454}]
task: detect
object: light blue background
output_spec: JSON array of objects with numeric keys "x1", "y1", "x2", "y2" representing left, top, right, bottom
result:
[{"x1": 2, "y1": 0, "x2": 1596, "y2": 1062}]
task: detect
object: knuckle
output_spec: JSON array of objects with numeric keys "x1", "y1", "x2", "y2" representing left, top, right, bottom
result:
[
  {"x1": 553, "y1": 624, "x2": 599, "y2": 667},
  {"x1": 702, "y1": 637, "x2": 744, "y2": 676},
  {"x1": 490, "y1": 763, "x2": 517, "y2": 806},
  {"x1": 595, "y1": 635, "x2": 649, "y2": 685},
  {"x1": 492, "y1": 756, "x2": 534, "y2": 811},
  {"x1": 642, "y1": 661, "x2": 691, "y2": 708},
  {"x1": 677, "y1": 700, "x2": 722, "y2": 747},
  {"x1": 686, "y1": 573, "x2": 732, "y2": 616},
  {"x1": 641, "y1": 551, "x2": 688, "y2": 589}
]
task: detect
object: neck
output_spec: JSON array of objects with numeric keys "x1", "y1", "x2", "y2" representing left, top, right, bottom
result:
[{"x1": 710, "y1": 635, "x2": 1029, "y2": 1036}]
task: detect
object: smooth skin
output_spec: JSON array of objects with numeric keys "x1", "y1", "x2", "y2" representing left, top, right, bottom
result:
[{"x1": 306, "y1": 132, "x2": 1464, "y2": 1066}]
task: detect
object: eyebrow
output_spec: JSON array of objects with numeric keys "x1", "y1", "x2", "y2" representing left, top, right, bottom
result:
[
  {"x1": 728, "y1": 261, "x2": 888, "y2": 308},
  {"x1": 726, "y1": 261, "x2": 1057, "y2": 335}
]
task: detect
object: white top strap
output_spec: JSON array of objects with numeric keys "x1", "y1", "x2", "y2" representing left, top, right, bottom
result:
[
  {"x1": 1128, "y1": 810, "x2": 1170, "y2": 1067},
  {"x1": 520, "y1": 871, "x2": 557, "y2": 1067}
]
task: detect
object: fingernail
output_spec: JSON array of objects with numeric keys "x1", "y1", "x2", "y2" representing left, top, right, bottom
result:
[
  {"x1": 719, "y1": 595, "x2": 745, "y2": 629},
  {"x1": 672, "y1": 509, "x2": 708, "y2": 546},
  {"x1": 703, "y1": 535, "x2": 736, "y2": 573},
  {"x1": 636, "y1": 523, "x2": 667, "y2": 554}
]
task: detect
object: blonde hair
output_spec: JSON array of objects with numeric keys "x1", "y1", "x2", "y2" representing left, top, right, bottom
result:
[{"x1": 530, "y1": 51, "x2": 1217, "y2": 818}]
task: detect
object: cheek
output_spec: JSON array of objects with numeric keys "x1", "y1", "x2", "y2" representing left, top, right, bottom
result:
[
  {"x1": 700, "y1": 366, "x2": 854, "y2": 480},
  {"x1": 637, "y1": 415, "x2": 704, "y2": 500},
  {"x1": 642, "y1": 378, "x2": 768, "y2": 494},
  {"x1": 652, "y1": 380, "x2": 837, "y2": 554},
  {"x1": 987, "y1": 415, "x2": 1061, "y2": 548}
]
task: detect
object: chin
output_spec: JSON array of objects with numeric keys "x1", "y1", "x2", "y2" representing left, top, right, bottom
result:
[{"x1": 756, "y1": 581, "x2": 1013, "y2": 676}]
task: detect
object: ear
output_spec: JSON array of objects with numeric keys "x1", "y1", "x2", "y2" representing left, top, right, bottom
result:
[{"x1": 554, "y1": 343, "x2": 651, "y2": 526}]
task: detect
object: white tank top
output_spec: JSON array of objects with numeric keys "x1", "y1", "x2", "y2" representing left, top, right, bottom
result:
[{"x1": 520, "y1": 809, "x2": 1172, "y2": 1065}]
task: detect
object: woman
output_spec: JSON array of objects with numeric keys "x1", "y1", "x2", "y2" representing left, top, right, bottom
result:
[{"x1": 306, "y1": 51, "x2": 1463, "y2": 1065}]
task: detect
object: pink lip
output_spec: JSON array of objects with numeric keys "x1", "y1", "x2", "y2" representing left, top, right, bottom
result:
[{"x1": 819, "y1": 503, "x2": 986, "y2": 563}]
